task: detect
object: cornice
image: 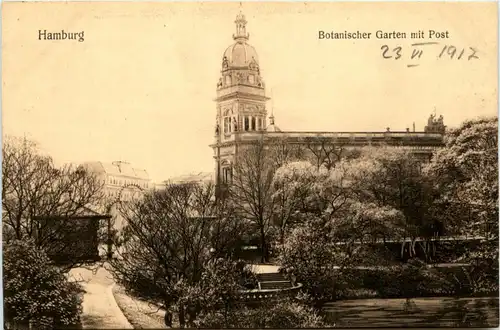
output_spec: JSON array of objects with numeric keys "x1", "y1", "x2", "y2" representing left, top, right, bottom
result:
[{"x1": 215, "y1": 91, "x2": 270, "y2": 103}]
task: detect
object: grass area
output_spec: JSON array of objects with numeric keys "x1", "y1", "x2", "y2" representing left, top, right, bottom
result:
[
  {"x1": 323, "y1": 297, "x2": 499, "y2": 328},
  {"x1": 112, "y1": 285, "x2": 167, "y2": 329}
]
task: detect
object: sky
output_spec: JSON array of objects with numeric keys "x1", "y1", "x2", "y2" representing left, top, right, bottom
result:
[{"x1": 2, "y1": 2, "x2": 497, "y2": 182}]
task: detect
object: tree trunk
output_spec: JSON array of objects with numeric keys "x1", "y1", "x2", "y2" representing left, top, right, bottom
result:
[
  {"x1": 178, "y1": 303, "x2": 185, "y2": 329},
  {"x1": 411, "y1": 239, "x2": 416, "y2": 258},
  {"x1": 186, "y1": 304, "x2": 197, "y2": 328},
  {"x1": 260, "y1": 226, "x2": 267, "y2": 263},
  {"x1": 223, "y1": 301, "x2": 229, "y2": 327},
  {"x1": 280, "y1": 228, "x2": 285, "y2": 246},
  {"x1": 164, "y1": 311, "x2": 173, "y2": 327},
  {"x1": 420, "y1": 241, "x2": 428, "y2": 262}
]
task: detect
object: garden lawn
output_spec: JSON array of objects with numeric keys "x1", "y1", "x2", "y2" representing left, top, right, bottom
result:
[{"x1": 323, "y1": 297, "x2": 499, "y2": 328}]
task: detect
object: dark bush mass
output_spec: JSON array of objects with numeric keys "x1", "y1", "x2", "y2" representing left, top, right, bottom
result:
[{"x1": 4, "y1": 240, "x2": 84, "y2": 328}]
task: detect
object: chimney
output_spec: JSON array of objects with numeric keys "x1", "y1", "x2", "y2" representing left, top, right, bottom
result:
[
  {"x1": 413, "y1": 122, "x2": 415, "y2": 132},
  {"x1": 406, "y1": 127, "x2": 410, "y2": 133}
]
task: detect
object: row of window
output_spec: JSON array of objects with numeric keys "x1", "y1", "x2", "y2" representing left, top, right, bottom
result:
[
  {"x1": 223, "y1": 116, "x2": 265, "y2": 133},
  {"x1": 108, "y1": 177, "x2": 149, "y2": 188},
  {"x1": 107, "y1": 189, "x2": 141, "y2": 200}
]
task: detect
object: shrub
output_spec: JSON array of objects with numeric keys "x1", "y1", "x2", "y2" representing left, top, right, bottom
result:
[
  {"x1": 3, "y1": 240, "x2": 84, "y2": 328},
  {"x1": 340, "y1": 259, "x2": 462, "y2": 299},
  {"x1": 195, "y1": 299, "x2": 326, "y2": 328},
  {"x1": 459, "y1": 239, "x2": 499, "y2": 295}
]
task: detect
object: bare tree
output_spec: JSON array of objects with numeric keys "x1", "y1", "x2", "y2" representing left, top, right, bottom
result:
[
  {"x1": 230, "y1": 139, "x2": 276, "y2": 263},
  {"x1": 267, "y1": 137, "x2": 305, "y2": 169},
  {"x1": 303, "y1": 136, "x2": 347, "y2": 170},
  {"x1": 2, "y1": 136, "x2": 106, "y2": 267},
  {"x1": 109, "y1": 181, "x2": 246, "y2": 328}
]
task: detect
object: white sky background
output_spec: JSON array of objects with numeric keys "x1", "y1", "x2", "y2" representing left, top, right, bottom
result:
[{"x1": 2, "y1": 2, "x2": 497, "y2": 182}]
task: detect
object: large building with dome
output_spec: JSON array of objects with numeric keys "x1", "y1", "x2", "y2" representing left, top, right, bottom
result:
[{"x1": 210, "y1": 12, "x2": 446, "y2": 187}]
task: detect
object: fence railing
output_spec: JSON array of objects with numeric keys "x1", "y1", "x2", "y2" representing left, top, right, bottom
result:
[{"x1": 239, "y1": 283, "x2": 303, "y2": 302}]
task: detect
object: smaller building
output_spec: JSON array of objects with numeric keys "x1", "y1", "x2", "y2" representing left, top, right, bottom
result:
[
  {"x1": 164, "y1": 172, "x2": 215, "y2": 185},
  {"x1": 83, "y1": 161, "x2": 151, "y2": 200},
  {"x1": 82, "y1": 161, "x2": 152, "y2": 232},
  {"x1": 32, "y1": 207, "x2": 111, "y2": 265}
]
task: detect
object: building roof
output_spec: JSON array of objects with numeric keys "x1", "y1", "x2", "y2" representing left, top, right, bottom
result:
[
  {"x1": 223, "y1": 42, "x2": 259, "y2": 68},
  {"x1": 31, "y1": 205, "x2": 111, "y2": 220},
  {"x1": 266, "y1": 114, "x2": 281, "y2": 132},
  {"x1": 222, "y1": 12, "x2": 259, "y2": 68},
  {"x1": 168, "y1": 172, "x2": 215, "y2": 184},
  {"x1": 266, "y1": 123, "x2": 282, "y2": 132},
  {"x1": 83, "y1": 161, "x2": 150, "y2": 180}
]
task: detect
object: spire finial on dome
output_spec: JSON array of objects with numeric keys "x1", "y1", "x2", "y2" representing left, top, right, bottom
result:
[{"x1": 233, "y1": 8, "x2": 249, "y2": 42}]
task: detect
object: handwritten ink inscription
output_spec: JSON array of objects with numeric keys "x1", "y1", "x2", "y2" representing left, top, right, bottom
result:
[{"x1": 380, "y1": 42, "x2": 479, "y2": 67}]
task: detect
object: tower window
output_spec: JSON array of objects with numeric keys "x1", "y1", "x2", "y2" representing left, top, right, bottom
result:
[
  {"x1": 244, "y1": 117, "x2": 249, "y2": 131},
  {"x1": 251, "y1": 117, "x2": 256, "y2": 130},
  {"x1": 258, "y1": 118, "x2": 262, "y2": 130},
  {"x1": 222, "y1": 167, "x2": 232, "y2": 184},
  {"x1": 249, "y1": 75, "x2": 255, "y2": 84},
  {"x1": 225, "y1": 75, "x2": 231, "y2": 86}
]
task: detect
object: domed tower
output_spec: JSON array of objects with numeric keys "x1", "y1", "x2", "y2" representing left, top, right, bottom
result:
[
  {"x1": 212, "y1": 12, "x2": 270, "y2": 187},
  {"x1": 215, "y1": 12, "x2": 270, "y2": 137}
]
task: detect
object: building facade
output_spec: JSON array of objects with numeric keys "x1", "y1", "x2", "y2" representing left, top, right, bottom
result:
[
  {"x1": 83, "y1": 161, "x2": 151, "y2": 199},
  {"x1": 83, "y1": 160, "x2": 151, "y2": 231},
  {"x1": 210, "y1": 13, "x2": 446, "y2": 186}
]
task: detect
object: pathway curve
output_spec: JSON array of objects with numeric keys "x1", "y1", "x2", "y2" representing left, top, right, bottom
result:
[
  {"x1": 249, "y1": 264, "x2": 280, "y2": 274},
  {"x1": 69, "y1": 265, "x2": 133, "y2": 329}
]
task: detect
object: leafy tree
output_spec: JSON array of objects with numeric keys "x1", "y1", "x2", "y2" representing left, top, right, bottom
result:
[
  {"x1": 277, "y1": 159, "x2": 403, "y2": 308},
  {"x1": 4, "y1": 240, "x2": 84, "y2": 329},
  {"x1": 425, "y1": 116, "x2": 498, "y2": 239},
  {"x1": 345, "y1": 147, "x2": 442, "y2": 259},
  {"x1": 272, "y1": 162, "x2": 329, "y2": 244},
  {"x1": 425, "y1": 116, "x2": 498, "y2": 293}
]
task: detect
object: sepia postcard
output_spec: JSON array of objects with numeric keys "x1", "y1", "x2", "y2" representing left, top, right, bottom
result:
[{"x1": 2, "y1": 1, "x2": 498, "y2": 329}]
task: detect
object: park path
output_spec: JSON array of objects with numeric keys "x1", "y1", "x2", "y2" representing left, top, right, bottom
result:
[
  {"x1": 69, "y1": 265, "x2": 133, "y2": 329},
  {"x1": 249, "y1": 264, "x2": 280, "y2": 274}
]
